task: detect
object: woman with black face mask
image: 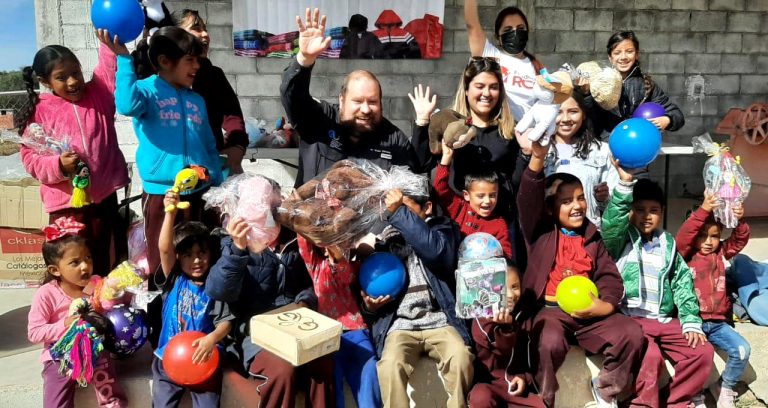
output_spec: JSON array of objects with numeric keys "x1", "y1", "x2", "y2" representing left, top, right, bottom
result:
[{"x1": 465, "y1": 1, "x2": 544, "y2": 138}]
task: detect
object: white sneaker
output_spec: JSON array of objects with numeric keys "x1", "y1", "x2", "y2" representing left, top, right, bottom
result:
[
  {"x1": 716, "y1": 387, "x2": 738, "y2": 408},
  {"x1": 590, "y1": 378, "x2": 618, "y2": 408}
]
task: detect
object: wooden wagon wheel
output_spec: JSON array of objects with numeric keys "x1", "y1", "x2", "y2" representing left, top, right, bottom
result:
[{"x1": 741, "y1": 103, "x2": 768, "y2": 145}]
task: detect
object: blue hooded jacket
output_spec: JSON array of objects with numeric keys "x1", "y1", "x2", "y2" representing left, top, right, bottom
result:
[{"x1": 115, "y1": 55, "x2": 222, "y2": 194}]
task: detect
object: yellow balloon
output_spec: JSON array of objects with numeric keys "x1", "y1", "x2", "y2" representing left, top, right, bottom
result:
[{"x1": 556, "y1": 276, "x2": 599, "y2": 315}]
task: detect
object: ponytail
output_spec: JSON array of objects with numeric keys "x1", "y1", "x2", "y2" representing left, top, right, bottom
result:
[
  {"x1": 641, "y1": 72, "x2": 655, "y2": 102},
  {"x1": 14, "y1": 67, "x2": 39, "y2": 135}
]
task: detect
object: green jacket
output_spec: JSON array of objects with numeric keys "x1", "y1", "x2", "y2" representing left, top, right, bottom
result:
[{"x1": 602, "y1": 182, "x2": 703, "y2": 334}]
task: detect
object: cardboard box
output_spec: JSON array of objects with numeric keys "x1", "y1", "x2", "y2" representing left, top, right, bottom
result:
[
  {"x1": 250, "y1": 304, "x2": 342, "y2": 366},
  {"x1": 0, "y1": 178, "x2": 47, "y2": 229},
  {"x1": 0, "y1": 228, "x2": 46, "y2": 288}
]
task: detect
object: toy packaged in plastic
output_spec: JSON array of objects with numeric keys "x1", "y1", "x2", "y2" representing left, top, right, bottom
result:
[
  {"x1": 277, "y1": 159, "x2": 428, "y2": 248},
  {"x1": 455, "y1": 258, "x2": 507, "y2": 319},
  {"x1": 692, "y1": 133, "x2": 751, "y2": 228},
  {"x1": 203, "y1": 173, "x2": 282, "y2": 246},
  {"x1": 562, "y1": 61, "x2": 622, "y2": 110},
  {"x1": 126, "y1": 220, "x2": 150, "y2": 278},
  {"x1": 1, "y1": 123, "x2": 71, "y2": 155}
]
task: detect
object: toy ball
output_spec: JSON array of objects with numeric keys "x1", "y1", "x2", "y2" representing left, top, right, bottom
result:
[
  {"x1": 162, "y1": 331, "x2": 220, "y2": 386},
  {"x1": 104, "y1": 305, "x2": 148, "y2": 356},
  {"x1": 458, "y1": 232, "x2": 504, "y2": 261},
  {"x1": 632, "y1": 102, "x2": 666, "y2": 120},
  {"x1": 609, "y1": 118, "x2": 662, "y2": 169},
  {"x1": 359, "y1": 253, "x2": 407, "y2": 298},
  {"x1": 91, "y1": 0, "x2": 145, "y2": 43},
  {"x1": 556, "y1": 276, "x2": 599, "y2": 315}
]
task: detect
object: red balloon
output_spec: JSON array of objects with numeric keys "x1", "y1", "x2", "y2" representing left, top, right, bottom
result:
[{"x1": 162, "y1": 331, "x2": 219, "y2": 386}]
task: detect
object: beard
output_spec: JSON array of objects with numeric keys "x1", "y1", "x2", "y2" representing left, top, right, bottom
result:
[{"x1": 339, "y1": 114, "x2": 381, "y2": 139}]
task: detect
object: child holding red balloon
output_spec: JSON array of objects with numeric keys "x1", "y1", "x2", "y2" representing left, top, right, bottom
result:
[
  {"x1": 152, "y1": 192, "x2": 233, "y2": 407},
  {"x1": 601, "y1": 163, "x2": 713, "y2": 408},
  {"x1": 434, "y1": 138, "x2": 513, "y2": 261},
  {"x1": 516, "y1": 141, "x2": 644, "y2": 408},
  {"x1": 675, "y1": 193, "x2": 751, "y2": 407},
  {"x1": 28, "y1": 217, "x2": 127, "y2": 408},
  {"x1": 580, "y1": 31, "x2": 684, "y2": 138},
  {"x1": 18, "y1": 30, "x2": 130, "y2": 276}
]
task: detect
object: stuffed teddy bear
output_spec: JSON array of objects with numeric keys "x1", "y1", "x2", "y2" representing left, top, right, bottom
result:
[
  {"x1": 277, "y1": 160, "x2": 377, "y2": 247},
  {"x1": 141, "y1": 0, "x2": 174, "y2": 37},
  {"x1": 427, "y1": 109, "x2": 478, "y2": 155},
  {"x1": 515, "y1": 71, "x2": 573, "y2": 146},
  {"x1": 575, "y1": 61, "x2": 622, "y2": 110}
]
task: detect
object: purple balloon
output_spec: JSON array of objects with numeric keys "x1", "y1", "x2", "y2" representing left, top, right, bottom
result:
[
  {"x1": 632, "y1": 102, "x2": 666, "y2": 120},
  {"x1": 105, "y1": 305, "x2": 148, "y2": 356}
]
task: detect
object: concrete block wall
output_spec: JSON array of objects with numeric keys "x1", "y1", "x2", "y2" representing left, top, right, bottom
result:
[{"x1": 35, "y1": 0, "x2": 768, "y2": 197}]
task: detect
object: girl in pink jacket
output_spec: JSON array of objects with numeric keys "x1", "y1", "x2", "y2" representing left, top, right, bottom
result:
[{"x1": 18, "y1": 30, "x2": 130, "y2": 275}]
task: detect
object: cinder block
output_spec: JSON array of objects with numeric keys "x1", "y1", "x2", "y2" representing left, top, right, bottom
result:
[
  {"x1": 555, "y1": 32, "x2": 594, "y2": 52},
  {"x1": 690, "y1": 11, "x2": 727, "y2": 31},
  {"x1": 256, "y1": 58, "x2": 294, "y2": 74},
  {"x1": 664, "y1": 74, "x2": 691, "y2": 97},
  {"x1": 718, "y1": 95, "x2": 765, "y2": 115},
  {"x1": 389, "y1": 97, "x2": 417, "y2": 121},
  {"x1": 677, "y1": 95, "x2": 719, "y2": 117},
  {"x1": 556, "y1": 0, "x2": 596, "y2": 7},
  {"x1": 257, "y1": 98, "x2": 288, "y2": 122},
  {"x1": 536, "y1": 9, "x2": 573, "y2": 30},
  {"x1": 165, "y1": 2, "x2": 207, "y2": 19},
  {"x1": 444, "y1": 7, "x2": 463, "y2": 31},
  {"x1": 435, "y1": 53, "x2": 471, "y2": 74},
  {"x1": 742, "y1": 34, "x2": 768, "y2": 53},
  {"x1": 595, "y1": 0, "x2": 635, "y2": 9},
  {"x1": 630, "y1": 32, "x2": 670, "y2": 52},
  {"x1": 671, "y1": 0, "x2": 708, "y2": 10},
  {"x1": 574, "y1": 10, "x2": 613, "y2": 31},
  {"x1": 238, "y1": 97, "x2": 258, "y2": 118},
  {"x1": 652, "y1": 74, "x2": 668, "y2": 91},
  {"x1": 410, "y1": 75, "x2": 454, "y2": 99},
  {"x1": 701, "y1": 74, "x2": 740, "y2": 95},
  {"x1": 442, "y1": 31, "x2": 456, "y2": 53},
  {"x1": 757, "y1": 56, "x2": 768, "y2": 73},
  {"x1": 455, "y1": 0, "x2": 499, "y2": 6},
  {"x1": 388, "y1": 60, "x2": 438, "y2": 75},
  {"x1": 62, "y1": 25, "x2": 87, "y2": 49},
  {"x1": 669, "y1": 33, "x2": 707, "y2": 53},
  {"x1": 708, "y1": 0, "x2": 745, "y2": 10},
  {"x1": 533, "y1": 30, "x2": 558, "y2": 53},
  {"x1": 685, "y1": 54, "x2": 722, "y2": 74},
  {"x1": 719, "y1": 55, "x2": 756, "y2": 74},
  {"x1": 205, "y1": 2, "x2": 233, "y2": 26},
  {"x1": 236, "y1": 74, "x2": 283, "y2": 97},
  {"x1": 537, "y1": 0, "x2": 557, "y2": 6},
  {"x1": 537, "y1": 53, "x2": 575, "y2": 69},
  {"x1": 706, "y1": 33, "x2": 742, "y2": 53},
  {"x1": 635, "y1": 0, "x2": 670, "y2": 9},
  {"x1": 746, "y1": 1, "x2": 768, "y2": 11},
  {"x1": 727, "y1": 12, "x2": 762, "y2": 33},
  {"x1": 208, "y1": 25, "x2": 233, "y2": 50},
  {"x1": 60, "y1": 1, "x2": 90, "y2": 25},
  {"x1": 593, "y1": 31, "x2": 611, "y2": 53},
  {"x1": 612, "y1": 11, "x2": 655, "y2": 30},
  {"x1": 647, "y1": 54, "x2": 686, "y2": 74},
  {"x1": 740, "y1": 75, "x2": 768, "y2": 95},
  {"x1": 208, "y1": 50, "x2": 259, "y2": 74},
  {"x1": 453, "y1": 30, "x2": 470, "y2": 53},
  {"x1": 653, "y1": 11, "x2": 691, "y2": 32}
]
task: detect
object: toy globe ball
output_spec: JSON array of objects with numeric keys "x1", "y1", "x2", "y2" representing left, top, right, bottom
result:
[
  {"x1": 609, "y1": 118, "x2": 662, "y2": 169},
  {"x1": 632, "y1": 102, "x2": 666, "y2": 120},
  {"x1": 555, "y1": 276, "x2": 599, "y2": 315},
  {"x1": 91, "y1": 0, "x2": 145, "y2": 43},
  {"x1": 162, "y1": 331, "x2": 220, "y2": 386},
  {"x1": 458, "y1": 232, "x2": 504, "y2": 261},
  {"x1": 104, "y1": 304, "x2": 148, "y2": 356},
  {"x1": 359, "y1": 253, "x2": 407, "y2": 298}
]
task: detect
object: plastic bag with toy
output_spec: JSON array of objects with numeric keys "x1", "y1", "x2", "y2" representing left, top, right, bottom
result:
[
  {"x1": 562, "y1": 60, "x2": 622, "y2": 111},
  {"x1": 203, "y1": 173, "x2": 282, "y2": 246},
  {"x1": 0, "y1": 123, "x2": 71, "y2": 155},
  {"x1": 455, "y1": 258, "x2": 507, "y2": 319},
  {"x1": 277, "y1": 159, "x2": 428, "y2": 248},
  {"x1": 692, "y1": 133, "x2": 751, "y2": 228}
]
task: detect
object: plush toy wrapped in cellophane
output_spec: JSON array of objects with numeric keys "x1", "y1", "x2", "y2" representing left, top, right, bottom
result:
[
  {"x1": 203, "y1": 173, "x2": 282, "y2": 246},
  {"x1": 49, "y1": 298, "x2": 111, "y2": 387},
  {"x1": 562, "y1": 61, "x2": 622, "y2": 110},
  {"x1": 277, "y1": 159, "x2": 428, "y2": 248},
  {"x1": 0, "y1": 123, "x2": 71, "y2": 154},
  {"x1": 692, "y1": 133, "x2": 751, "y2": 228},
  {"x1": 91, "y1": 261, "x2": 145, "y2": 313}
]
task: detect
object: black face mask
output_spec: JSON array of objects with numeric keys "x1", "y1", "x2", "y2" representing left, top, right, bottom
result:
[{"x1": 500, "y1": 30, "x2": 528, "y2": 55}]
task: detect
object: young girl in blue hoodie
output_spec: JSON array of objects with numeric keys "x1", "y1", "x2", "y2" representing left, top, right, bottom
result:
[{"x1": 107, "y1": 26, "x2": 223, "y2": 277}]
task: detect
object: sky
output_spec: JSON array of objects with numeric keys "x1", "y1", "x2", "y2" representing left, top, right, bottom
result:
[{"x1": 0, "y1": 0, "x2": 36, "y2": 72}]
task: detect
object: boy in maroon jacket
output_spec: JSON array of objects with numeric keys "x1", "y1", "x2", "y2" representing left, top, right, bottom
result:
[
  {"x1": 468, "y1": 265, "x2": 545, "y2": 407},
  {"x1": 434, "y1": 140, "x2": 513, "y2": 261},
  {"x1": 516, "y1": 141, "x2": 644, "y2": 408},
  {"x1": 675, "y1": 193, "x2": 751, "y2": 408}
]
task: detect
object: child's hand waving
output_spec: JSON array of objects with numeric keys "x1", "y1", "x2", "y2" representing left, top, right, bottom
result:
[
  {"x1": 95, "y1": 29, "x2": 129, "y2": 56},
  {"x1": 191, "y1": 333, "x2": 217, "y2": 364}
]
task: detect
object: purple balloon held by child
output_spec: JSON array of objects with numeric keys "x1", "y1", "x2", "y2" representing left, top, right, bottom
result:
[{"x1": 632, "y1": 102, "x2": 666, "y2": 120}]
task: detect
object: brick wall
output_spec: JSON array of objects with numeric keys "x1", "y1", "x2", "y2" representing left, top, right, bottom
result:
[{"x1": 36, "y1": 0, "x2": 768, "y2": 196}]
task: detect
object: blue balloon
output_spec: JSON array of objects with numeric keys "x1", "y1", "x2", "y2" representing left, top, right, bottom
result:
[
  {"x1": 609, "y1": 118, "x2": 662, "y2": 169},
  {"x1": 359, "y1": 253, "x2": 407, "y2": 298},
  {"x1": 91, "y1": 0, "x2": 145, "y2": 43}
]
